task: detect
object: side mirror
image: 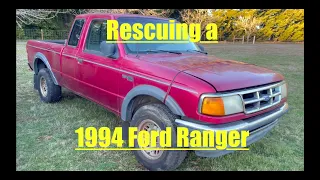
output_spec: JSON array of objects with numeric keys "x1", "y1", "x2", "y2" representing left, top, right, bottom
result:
[
  {"x1": 100, "y1": 41, "x2": 116, "y2": 57},
  {"x1": 64, "y1": 39, "x2": 67, "y2": 46},
  {"x1": 198, "y1": 44, "x2": 205, "y2": 52}
]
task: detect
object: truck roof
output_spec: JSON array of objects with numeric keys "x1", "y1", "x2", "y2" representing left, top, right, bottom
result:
[{"x1": 75, "y1": 13, "x2": 171, "y2": 20}]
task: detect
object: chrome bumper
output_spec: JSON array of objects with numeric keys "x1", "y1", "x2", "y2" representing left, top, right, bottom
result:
[{"x1": 175, "y1": 102, "x2": 289, "y2": 158}]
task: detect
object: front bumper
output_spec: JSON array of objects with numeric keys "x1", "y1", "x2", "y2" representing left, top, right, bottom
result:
[{"x1": 175, "y1": 102, "x2": 289, "y2": 158}]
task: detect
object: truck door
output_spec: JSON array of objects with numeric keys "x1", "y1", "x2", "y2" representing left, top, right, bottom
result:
[
  {"x1": 75, "y1": 18, "x2": 122, "y2": 114},
  {"x1": 60, "y1": 18, "x2": 85, "y2": 93}
]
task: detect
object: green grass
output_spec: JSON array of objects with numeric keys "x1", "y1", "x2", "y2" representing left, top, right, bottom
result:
[{"x1": 16, "y1": 42, "x2": 304, "y2": 171}]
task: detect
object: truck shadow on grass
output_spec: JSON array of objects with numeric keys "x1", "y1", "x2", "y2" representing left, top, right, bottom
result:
[
  {"x1": 59, "y1": 88, "x2": 122, "y2": 128},
  {"x1": 61, "y1": 89, "x2": 81, "y2": 100}
]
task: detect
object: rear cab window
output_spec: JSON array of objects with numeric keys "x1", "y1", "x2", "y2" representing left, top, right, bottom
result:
[{"x1": 68, "y1": 19, "x2": 85, "y2": 47}]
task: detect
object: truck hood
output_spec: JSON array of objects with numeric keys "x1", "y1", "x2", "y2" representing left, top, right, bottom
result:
[{"x1": 138, "y1": 54, "x2": 284, "y2": 92}]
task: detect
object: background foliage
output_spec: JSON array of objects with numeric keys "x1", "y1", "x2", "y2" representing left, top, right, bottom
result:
[{"x1": 16, "y1": 9, "x2": 304, "y2": 42}]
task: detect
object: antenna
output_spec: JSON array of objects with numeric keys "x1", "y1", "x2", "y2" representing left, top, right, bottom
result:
[{"x1": 136, "y1": 42, "x2": 139, "y2": 58}]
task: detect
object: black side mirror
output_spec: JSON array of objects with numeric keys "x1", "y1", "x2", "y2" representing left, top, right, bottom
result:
[
  {"x1": 100, "y1": 41, "x2": 116, "y2": 57},
  {"x1": 198, "y1": 44, "x2": 205, "y2": 52}
]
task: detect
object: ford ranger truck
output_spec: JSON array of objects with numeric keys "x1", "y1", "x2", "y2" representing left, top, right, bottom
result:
[{"x1": 26, "y1": 13, "x2": 289, "y2": 171}]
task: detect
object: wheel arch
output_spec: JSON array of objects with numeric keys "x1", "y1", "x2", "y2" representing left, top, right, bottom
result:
[
  {"x1": 33, "y1": 52, "x2": 59, "y2": 85},
  {"x1": 121, "y1": 85, "x2": 185, "y2": 121}
]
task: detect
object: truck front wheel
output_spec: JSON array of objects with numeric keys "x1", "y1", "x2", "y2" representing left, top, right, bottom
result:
[
  {"x1": 130, "y1": 103, "x2": 187, "y2": 171},
  {"x1": 36, "y1": 68, "x2": 61, "y2": 103}
]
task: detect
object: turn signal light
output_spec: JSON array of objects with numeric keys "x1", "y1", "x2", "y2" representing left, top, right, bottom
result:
[{"x1": 201, "y1": 97, "x2": 225, "y2": 116}]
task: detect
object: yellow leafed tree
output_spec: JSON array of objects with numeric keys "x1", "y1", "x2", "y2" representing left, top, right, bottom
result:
[{"x1": 235, "y1": 15, "x2": 261, "y2": 43}]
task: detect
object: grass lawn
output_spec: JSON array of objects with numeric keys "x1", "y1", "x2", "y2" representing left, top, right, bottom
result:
[{"x1": 16, "y1": 41, "x2": 304, "y2": 171}]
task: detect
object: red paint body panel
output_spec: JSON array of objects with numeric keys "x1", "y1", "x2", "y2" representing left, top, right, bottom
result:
[
  {"x1": 137, "y1": 54, "x2": 284, "y2": 92},
  {"x1": 26, "y1": 13, "x2": 287, "y2": 125}
]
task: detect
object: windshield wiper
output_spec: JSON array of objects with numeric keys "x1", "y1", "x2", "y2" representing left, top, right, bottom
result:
[
  {"x1": 145, "y1": 49, "x2": 182, "y2": 54},
  {"x1": 186, "y1": 49, "x2": 208, "y2": 54}
]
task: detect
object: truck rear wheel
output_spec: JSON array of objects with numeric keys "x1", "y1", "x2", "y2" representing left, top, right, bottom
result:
[
  {"x1": 36, "y1": 68, "x2": 61, "y2": 103},
  {"x1": 130, "y1": 103, "x2": 187, "y2": 171}
]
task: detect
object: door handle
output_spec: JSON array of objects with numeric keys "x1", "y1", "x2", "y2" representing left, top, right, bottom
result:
[{"x1": 76, "y1": 58, "x2": 83, "y2": 63}]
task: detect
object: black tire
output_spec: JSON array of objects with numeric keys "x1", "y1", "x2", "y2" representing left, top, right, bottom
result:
[
  {"x1": 130, "y1": 103, "x2": 187, "y2": 171},
  {"x1": 36, "y1": 68, "x2": 61, "y2": 103}
]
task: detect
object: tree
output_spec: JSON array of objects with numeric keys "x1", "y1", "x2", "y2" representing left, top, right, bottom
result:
[
  {"x1": 81, "y1": 9, "x2": 173, "y2": 17},
  {"x1": 16, "y1": 9, "x2": 304, "y2": 42},
  {"x1": 235, "y1": 15, "x2": 261, "y2": 43},
  {"x1": 16, "y1": 9, "x2": 60, "y2": 28},
  {"x1": 16, "y1": 9, "x2": 174, "y2": 30},
  {"x1": 256, "y1": 9, "x2": 284, "y2": 41},
  {"x1": 180, "y1": 9, "x2": 219, "y2": 40},
  {"x1": 211, "y1": 9, "x2": 238, "y2": 40},
  {"x1": 256, "y1": 9, "x2": 304, "y2": 42}
]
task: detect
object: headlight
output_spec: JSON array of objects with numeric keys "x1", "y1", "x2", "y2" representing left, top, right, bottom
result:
[
  {"x1": 281, "y1": 82, "x2": 288, "y2": 99},
  {"x1": 200, "y1": 95, "x2": 243, "y2": 116}
]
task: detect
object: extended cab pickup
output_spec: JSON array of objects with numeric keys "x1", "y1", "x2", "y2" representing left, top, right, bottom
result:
[{"x1": 26, "y1": 13, "x2": 289, "y2": 171}]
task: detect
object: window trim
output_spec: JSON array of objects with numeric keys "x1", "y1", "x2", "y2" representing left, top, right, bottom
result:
[{"x1": 67, "y1": 18, "x2": 86, "y2": 48}]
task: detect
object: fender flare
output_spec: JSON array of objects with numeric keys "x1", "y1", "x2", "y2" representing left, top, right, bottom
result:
[
  {"x1": 33, "y1": 52, "x2": 59, "y2": 85},
  {"x1": 121, "y1": 85, "x2": 185, "y2": 121}
]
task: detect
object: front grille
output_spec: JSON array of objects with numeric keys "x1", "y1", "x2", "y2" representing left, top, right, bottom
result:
[{"x1": 241, "y1": 83, "x2": 282, "y2": 114}]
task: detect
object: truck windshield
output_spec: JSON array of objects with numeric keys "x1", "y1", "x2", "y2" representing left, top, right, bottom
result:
[{"x1": 116, "y1": 17, "x2": 200, "y2": 54}]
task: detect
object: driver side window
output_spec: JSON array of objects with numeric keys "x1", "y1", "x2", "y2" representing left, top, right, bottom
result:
[{"x1": 85, "y1": 19, "x2": 107, "y2": 55}]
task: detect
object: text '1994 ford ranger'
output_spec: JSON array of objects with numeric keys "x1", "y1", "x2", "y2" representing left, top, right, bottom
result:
[{"x1": 26, "y1": 13, "x2": 289, "y2": 171}]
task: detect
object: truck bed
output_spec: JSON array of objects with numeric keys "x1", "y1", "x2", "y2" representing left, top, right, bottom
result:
[
  {"x1": 26, "y1": 40, "x2": 65, "y2": 84},
  {"x1": 42, "y1": 40, "x2": 65, "y2": 45}
]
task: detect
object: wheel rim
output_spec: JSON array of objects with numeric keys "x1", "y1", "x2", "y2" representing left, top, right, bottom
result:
[
  {"x1": 39, "y1": 76, "x2": 48, "y2": 97},
  {"x1": 137, "y1": 119, "x2": 164, "y2": 160}
]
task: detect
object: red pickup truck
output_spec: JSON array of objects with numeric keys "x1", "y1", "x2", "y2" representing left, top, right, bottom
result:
[{"x1": 26, "y1": 13, "x2": 289, "y2": 171}]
